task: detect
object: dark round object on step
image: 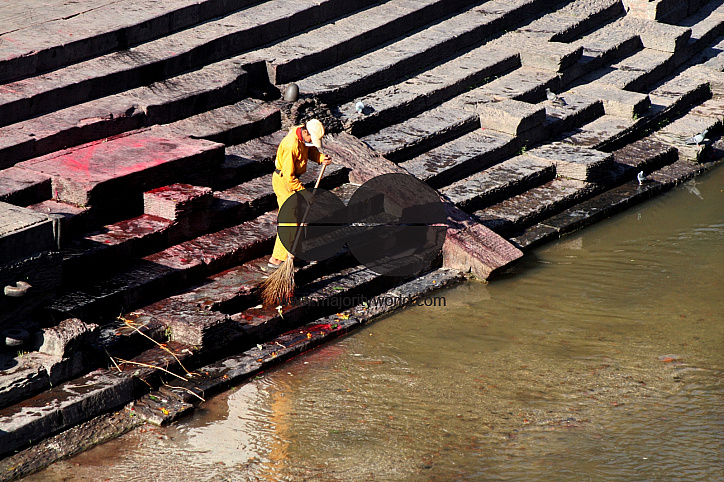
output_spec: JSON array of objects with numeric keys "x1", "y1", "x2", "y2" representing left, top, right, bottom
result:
[
  {"x1": 283, "y1": 83, "x2": 299, "y2": 102},
  {"x1": 3, "y1": 328, "x2": 30, "y2": 347}
]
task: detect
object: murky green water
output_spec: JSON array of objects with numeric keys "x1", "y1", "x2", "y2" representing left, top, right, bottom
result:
[{"x1": 30, "y1": 168, "x2": 723, "y2": 481}]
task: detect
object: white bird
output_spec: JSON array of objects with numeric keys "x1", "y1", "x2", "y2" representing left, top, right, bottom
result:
[
  {"x1": 684, "y1": 129, "x2": 708, "y2": 146},
  {"x1": 637, "y1": 171, "x2": 646, "y2": 185},
  {"x1": 546, "y1": 88, "x2": 567, "y2": 106},
  {"x1": 355, "y1": 101, "x2": 365, "y2": 115}
]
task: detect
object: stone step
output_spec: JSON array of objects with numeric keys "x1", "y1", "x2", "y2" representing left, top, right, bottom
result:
[
  {"x1": 336, "y1": 0, "x2": 636, "y2": 140},
  {"x1": 562, "y1": 60, "x2": 715, "y2": 151},
  {"x1": 0, "y1": 202, "x2": 55, "y2": 265},
  {"x1": 59, "y1": 161, "x2": 347, "y2": 287},
  {"x1": 400, "y1": 129, "x2": 518, "y2": 189},
  {"x1": 0, "y1": 0, "x2": 263, "y2": 84},
  {"x1": 526, "y1": 143, "x2": 615, "y2": 182},
  {"x1": 48, "y1": 212, "x2": 277, "y2": 322},
  {"x1": 440, "y1": 156, "x2": 556, "y2": 212},
  {"x1": 0, "y1": 0, "x2": 379, "y2": 127},
  {"x1": 478, "y1": 98, "x2": 547, "y2": 136},
  {"x1": 625, "y1": 0, "x2": 689, "y2": 24},
  {"x1": 361, "y1": 103, "x2": 483, "y2": 163},
  {"x1": 571, "y1": 82, "x2": 652, "y2": 119},
  {"x1": 242, "y1": 0, "x2": 480, "y2": 86},
  {"x1": 297, "y1": 0, "x2": 551, "y2": 105},
  {"x1": 15, "y1": 127, "x2": 225, "y2": 221},
  {"x1": 217, "y1": 130, "x2": 288, "y2": 189},
  {"x1": 156, "y1": 268, "x2": 462, "y2": 405},
  {"x1": 337, "y1": 46, "x2": 521, "y2": 137},
  {"x1": 0, "y1": 60, "x2": 249, "y2": 169},
  {"x1": 509, "y1": 144, "x2": 699, "y2": 250},
  {"x1": 652, "y1": 102, "x2": 724, "y2": 162},
  {"x1": 0, "y1": 368, "x2": 139, "y2": 457},
  {"x1": 389, "y1": 93, "x2": 603, "y2": 186},
  {"x1": 681, "y1": 1, "x2": 724, "y2": 52},
  {"x1": 472, "y1": 177, "x2": 597, "y2": 238},
  {"x1": 517, "y1": 0, "x2": 625, "y2": 43},
  {"x1": 592, "y1": 48, "x2": 676, "y2": 92},
  {"x1": 156, "y1": 98, "x2": 282, "y2": 147},
  {"x1": 565, "y1": 19, "x2": 643, "y2": 83}
]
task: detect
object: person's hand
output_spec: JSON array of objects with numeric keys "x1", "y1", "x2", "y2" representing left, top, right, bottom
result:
[{"x1": 321, "y1": 153, "x2": 332, "y2": 166}]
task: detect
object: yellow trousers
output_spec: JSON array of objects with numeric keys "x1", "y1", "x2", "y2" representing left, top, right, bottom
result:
[{"x1": 271, "y1": 172, "x2": 299, "y2": 261}]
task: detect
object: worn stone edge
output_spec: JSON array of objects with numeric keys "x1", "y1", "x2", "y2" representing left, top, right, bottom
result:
[{"x1": 0, "y1": 268, "x2": 464, "y2": 481}]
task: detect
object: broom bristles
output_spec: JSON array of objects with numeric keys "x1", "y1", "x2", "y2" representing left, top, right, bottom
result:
[{"x1": 260, "y1": 256, "x2": 296, "y2": 306}]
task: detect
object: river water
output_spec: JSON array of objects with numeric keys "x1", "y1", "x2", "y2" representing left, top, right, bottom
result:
[{"x1": 30, "y1": 167, "x2": 723, "y2": 481}]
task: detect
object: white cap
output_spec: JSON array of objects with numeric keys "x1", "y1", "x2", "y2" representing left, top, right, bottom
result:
[{"x1": 305, "y1": 119, "x2": 325, "y2": 149}]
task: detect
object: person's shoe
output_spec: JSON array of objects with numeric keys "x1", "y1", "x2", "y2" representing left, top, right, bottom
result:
[{"x1": 268, "y1": 257, "x2": 283, "y2": 269}]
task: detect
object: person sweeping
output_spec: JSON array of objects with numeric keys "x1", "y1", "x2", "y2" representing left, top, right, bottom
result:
[{"x1": 261, "y1": 119, "x2": 332, "y2": 305}]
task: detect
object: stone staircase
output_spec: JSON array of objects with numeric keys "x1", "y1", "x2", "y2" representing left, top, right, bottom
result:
[{"x1": 0, "y1": 0, "x2": 723, "y2": 469}]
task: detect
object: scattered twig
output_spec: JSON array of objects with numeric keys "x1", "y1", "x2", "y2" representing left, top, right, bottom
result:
[
  {"x1": 118, "y1": 316, "x2": 196, "y2": 377},
  {"x1": 160, "y1": 380, "x2": 206, "y2": 403},
  {"x1": 113, "y1": 357, "x2": 189, "y2": 382},
  {"x1": 105, "y1": 349, "x2": 122, "y2": 373}
]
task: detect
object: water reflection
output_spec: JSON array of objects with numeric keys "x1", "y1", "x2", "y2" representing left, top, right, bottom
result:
[{"x1": 29, "y1": 167, "x2": 723, "y2": 481}]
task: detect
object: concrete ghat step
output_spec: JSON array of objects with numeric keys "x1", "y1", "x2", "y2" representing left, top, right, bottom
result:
[
  {"x1": 473, "y1": 177, "x2": 597, "y2": 238},
  {"x1": 0, "y1": 0, "x2": 378, "y2": 127},
  {"x1": 0, "y1": 60, "x2": 249, "y2": 169},
  {"x1": 244, "y1": 0, "x2": 480, "y2": 86},
  {"x1": 297, "y1": 0, "x2": 550, "y2": 104},
  {"x1": 440, "y1": 156, "x2": 556, "y2": 212},
  {"x1": 0, "y1": 0, "x2": 262, "y2": 84},
  {"x1": 15, "y1": 128, "x2": 225, "y2": 219},
  {"x1": 337, "y1": 47, "x2": 520, "y2": 137}
]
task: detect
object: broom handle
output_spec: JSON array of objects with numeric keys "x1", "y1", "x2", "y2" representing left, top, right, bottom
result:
[{"x1": 289, "y1": 163, "x2": 327, "y2": 256}]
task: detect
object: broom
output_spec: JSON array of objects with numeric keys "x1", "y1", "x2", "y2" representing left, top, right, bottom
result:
[{"x1": 260, "y1": 163, "x2": 327, "y2": 306}]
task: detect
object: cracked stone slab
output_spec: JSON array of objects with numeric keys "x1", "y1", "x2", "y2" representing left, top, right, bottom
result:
[
  {"x1": 572, "y1": 83, "x2": 651, "y2": 118},
  {"x1": 526, "y1": 142, "x2": 614, "y2": 181},
  {"x1": 478, "y1": 98, "x2": 546, "y2": 135}
]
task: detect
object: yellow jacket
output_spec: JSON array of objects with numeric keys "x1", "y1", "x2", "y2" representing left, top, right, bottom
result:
[{"x1": 274, "y1": 125, "x2": 322, "y2": 192}]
